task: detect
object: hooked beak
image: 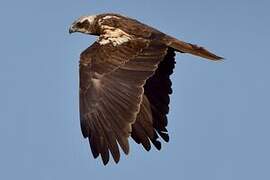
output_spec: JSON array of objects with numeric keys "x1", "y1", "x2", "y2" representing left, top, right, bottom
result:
[
  {"x1": 68, "y1": 21, "x2": 78, "y2": 34},
  {"x1": 69, "y1": 25, "x2": 76, "y2": 34}
]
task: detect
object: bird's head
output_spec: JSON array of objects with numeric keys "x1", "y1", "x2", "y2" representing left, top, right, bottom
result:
[
  {"x1": 69, "y1": 13, "x2": 134, "y2": 37},
  {"x1": 69, "y1": 15, "x2": 99, "y2": 35}
]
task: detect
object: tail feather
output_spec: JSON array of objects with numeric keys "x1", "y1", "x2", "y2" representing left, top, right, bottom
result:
[{"x1": 164, "y1": 36, "x2": 223, "y2": 61}]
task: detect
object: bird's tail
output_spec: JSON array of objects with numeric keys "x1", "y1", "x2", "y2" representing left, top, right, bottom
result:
[{"x1": 163, "y1": 36, "x2": 223, "y2": 61}]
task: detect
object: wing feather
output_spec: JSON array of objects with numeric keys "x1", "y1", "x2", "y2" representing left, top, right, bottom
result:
[
  {"x1": 131, "y1": 48, "x2": 176, "y2": 150},
  {"x1": 80, "y1": 39, "x2": 168, "y2": 164}
]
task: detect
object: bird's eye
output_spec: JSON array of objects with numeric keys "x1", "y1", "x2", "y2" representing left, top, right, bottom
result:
[
  {"x1": 81, "y1": 20, "x2": 90, "y2": 29},
  {"x1": 76, "y1": 22, "x2": 84, "y2": 28}
]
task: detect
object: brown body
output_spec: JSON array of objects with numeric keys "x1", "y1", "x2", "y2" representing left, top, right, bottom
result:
[{"x1": 69, "y1": 13, "x2": 223, "y2": 165}]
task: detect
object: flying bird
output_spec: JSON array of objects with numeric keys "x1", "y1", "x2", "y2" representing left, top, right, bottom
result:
[{"x1": 69, "y1": 13, "x2": 223, "y2": 165}]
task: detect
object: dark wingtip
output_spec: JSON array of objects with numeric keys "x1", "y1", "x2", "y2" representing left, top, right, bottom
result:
[
  {"x1": 111, "y1": 151, "x2": 120, "y2": 164},
  {"x1": 159, "y1": 132, "x2": 169, "y2": 142},
  {"x1": 114, "y1": 157, "x2": 120, "y2": 164},
  {"x1": 101, "y1": 155, "x2": 110, "y2": 166},
  {"x1": 102, "y1": 159, "x2": 109, "y2": 166},
  {"x1": 89, "y1": 139, "x2": 99, "y2": 159},
  {"x1": 209, "y1": 54, "x2": 225, "y2": 61},
  {"x1": 142, "y1": 143, "x2": 151, "y2": 151},
  {"x1": 196, "y1": 48, "x2": 224, "y2": 61},
  {"x1": 151, "y1": 140, "x2": 162, "y2": 150}
]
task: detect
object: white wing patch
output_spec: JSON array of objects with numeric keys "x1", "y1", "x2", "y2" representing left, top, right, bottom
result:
[{"x1": 98, "y1": 25, "x2": 132, "y2": 46}]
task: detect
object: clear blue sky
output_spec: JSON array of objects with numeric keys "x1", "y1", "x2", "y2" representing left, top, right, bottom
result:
[{"x1": 0, "y1": 0, "x2": 269, "y2": 179}]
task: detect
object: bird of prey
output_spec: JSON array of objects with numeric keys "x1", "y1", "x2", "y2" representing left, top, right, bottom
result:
[{"x1": 69, "y1": 13, "x2": 222, "y2": 165}]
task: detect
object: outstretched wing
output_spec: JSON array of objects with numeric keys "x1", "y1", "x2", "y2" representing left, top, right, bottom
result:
[
  {"x1": 79, "y1": 39, "x2": 168, "y2": 165},
  {"x1": 131, "y1": 48, "x2": 176, "y2": 151}
]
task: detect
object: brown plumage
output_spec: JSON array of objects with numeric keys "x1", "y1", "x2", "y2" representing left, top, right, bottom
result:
[{"x1": 69, "y1": 13, "x2": 223, "y2": 165}]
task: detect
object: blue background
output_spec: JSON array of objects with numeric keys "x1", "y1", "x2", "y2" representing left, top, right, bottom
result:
[{"x1": 1, "y1": 0, "x2": 269, "y2": 179}]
